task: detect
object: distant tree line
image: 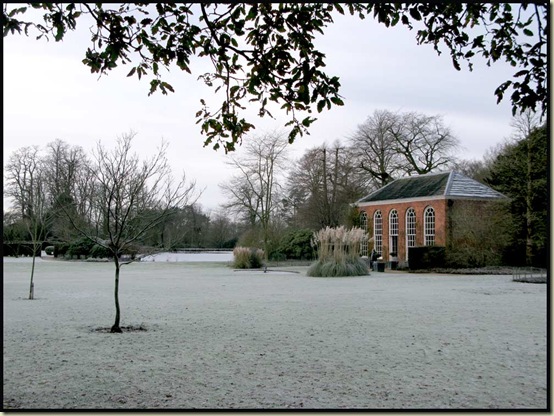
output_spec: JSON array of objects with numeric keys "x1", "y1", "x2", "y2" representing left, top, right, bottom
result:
[
  {"x1": 4, "y1": 110, "x2": 547, "y2": 269},
  {"x1": 3, "y1": 137, "x2": 241, "y2": 255}
]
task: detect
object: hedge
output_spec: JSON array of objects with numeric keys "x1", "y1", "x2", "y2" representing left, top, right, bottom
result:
[{"x1": 408, "y1": 246, "x2": 446, "y2": 270}]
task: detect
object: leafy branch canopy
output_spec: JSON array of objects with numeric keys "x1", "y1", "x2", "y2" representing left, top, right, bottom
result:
[{"x1": 3, "y1": 3, "x2": 548, "y2": 152}]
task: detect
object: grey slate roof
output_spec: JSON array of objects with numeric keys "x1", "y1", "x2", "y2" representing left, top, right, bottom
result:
[{"x1": 357, "y1": 171, "x2": 506, "y2": 203}]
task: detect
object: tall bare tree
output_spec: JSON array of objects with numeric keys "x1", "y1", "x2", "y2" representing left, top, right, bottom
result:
[
  {"x1": 220, "y1": 132, "x2": 290, "y2": 257},
  {"x1": 5, "y1": 146, "x2": 41, "y2": 219},
  {"x1": 67, "y1": 131, "x2": 200, "y2": 332},
  {"x1": 285, "y1": 142, "x2": 368, "y2": 229},
  {"x1": 42, "y1": 139, "x2": 94, "y2": 241},
  {"x1": 388, "y1": 111, "x2": 459, "y2": 175},
  {"x1": 348, "y1": 110, "x2": 402, "y2": 188},
  {"x1": 349, "y1": 110, "x2": 460, "y2": 184}
]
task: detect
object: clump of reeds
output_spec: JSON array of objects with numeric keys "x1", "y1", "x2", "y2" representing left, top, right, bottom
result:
[
  {"x1": 233, "y1": 246, "x2": 265, "y2": 269},
  {"x1": 307, "y1": 226, "x2": 369, "y2": 277}
]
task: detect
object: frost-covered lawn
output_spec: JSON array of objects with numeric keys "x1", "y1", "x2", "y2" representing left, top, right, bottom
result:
[{"x1": 3, "y1": 256, "x2": 547, "y2": 410}]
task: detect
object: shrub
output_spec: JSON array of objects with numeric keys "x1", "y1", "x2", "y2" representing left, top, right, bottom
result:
[
  {"x1": 121, "y1": 244, "x2": 140, "y2": 260},
  {"x1": 53, "y1": 242, "x2": 70, "y2": 258},
  {"x1": 45, "y1": 246, "x2": 55, "y2": 255},
  {"x1": 307, "y1": 258, "x2": 369, "y2": 277},
  {"x1": 90, "y1": 244, "x2": 112, "y2": 259},
  {"x1": 274, "y1": 228, "x2": 316, "y2": 260},
  {"x1": 67, "y1": 237, "x2": 95, "y2": 258},
  {"x1": 408, "y1": 246, "x2": 446, "y2": 270},
  {"x1": 249, "y1": 248, "x2": 264, "y2": 269},
  {"x1": 307, "y1": 226, "x2": 369, "y2": 277},
  {"x1": 220, "y1": 237, "x2": 238, "y2": 249},
  {"x1": 233, "y1": 246, "x2": 265, "y2": 269},
  {"x1": 236, "y1": 229, "x2": 263, "y2": 249},
  {"x1": 269, "y1": 252, "x2": 286, "y2": 262},
  {"x1": 2, "y1": 243, "x2": 40, "y2": 257}
]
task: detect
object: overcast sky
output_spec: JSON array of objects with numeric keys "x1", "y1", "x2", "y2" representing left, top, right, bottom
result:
[{"x1": 3, "y1": 9, "x2": 518, "y2": 213}]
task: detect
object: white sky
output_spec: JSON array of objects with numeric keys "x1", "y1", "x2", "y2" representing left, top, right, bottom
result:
[{"x1": 3, "y1": 9, "x2": 518, "y2": 213}]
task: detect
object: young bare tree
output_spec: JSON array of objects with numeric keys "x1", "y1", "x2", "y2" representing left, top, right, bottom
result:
[
  {"x1": 69, "y1": 131, "x2": 200, "y2": 332},
  {"x1": 4, "y1": 146, "x2": 48, "y2": 299},
  {"x1": 220, "y1": 132, "x2": 290, "y2": 258}
]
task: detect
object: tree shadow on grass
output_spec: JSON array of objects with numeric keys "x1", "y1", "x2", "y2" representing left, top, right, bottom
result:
[{"x1": 92, "y1": 325, "x2": 148, "y2": 333}]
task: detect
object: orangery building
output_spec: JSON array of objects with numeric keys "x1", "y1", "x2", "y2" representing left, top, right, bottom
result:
[{"x1": 355, "y1": 171, "x2": 507, "y2": 264}]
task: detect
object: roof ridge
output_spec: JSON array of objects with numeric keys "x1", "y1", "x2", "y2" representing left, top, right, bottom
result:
[
  {"x1": 445, "y1": 171, "x2": 507, "y2": 199},
  {"x1": 444, "y1": 171, "x2": 455, "y2": 195}
]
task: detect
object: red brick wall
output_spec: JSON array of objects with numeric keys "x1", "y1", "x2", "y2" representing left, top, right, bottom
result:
[{"x1": 358, "y1": 199, "x2": 448, "y2": 262}]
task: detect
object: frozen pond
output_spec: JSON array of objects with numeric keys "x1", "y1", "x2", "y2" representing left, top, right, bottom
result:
[
  {"x1": 140, "y1": 251, "x2": 233, "y2": 263},
  {"x1": 3, "y1": 251, "x2": 234, "y2": 264}
]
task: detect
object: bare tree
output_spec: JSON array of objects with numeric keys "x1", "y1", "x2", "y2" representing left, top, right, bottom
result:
[
  {"x1": 220, "y1": 132, "x2": 290, "y2": 258},
  {"x1": 349, "y1": 110, "x2": 460, "y2": 184},
  {"x1": 510, "y1": 109, "x2": 541, "y2": 141},
  {"x1": 389, "y1": 112, "x2": 459, "y2": 175},
  {"x1": 206, "y1": 210, "x2": 242, "y2": 249},
  {"x1": 67, "y1": 131, "x2": 200, "y2": 332},
  {"x1": 452, "y1": 159, "x2": 489, "y2": 183},
  {"x1": 4, "y1": 146, "x2": 48, "y2": 299},
  {"x1": 283, "y1": 148, "x2": 323, "y2": 228},
  {"x1": 285, "y1": 142, "x2": 368, "y2": 229},
  {"x1": 43, "y1": 139, "x2": 82, "y2": 205},
  {"x1": 348, "y1": 110, "x2": 402, "y2": 187},
  {"x1": 5, "y1": 146, "x2": 41, "y2": 219},
  {"x1": 42, "y1": 139, "x2": 94, "y2": 241}
]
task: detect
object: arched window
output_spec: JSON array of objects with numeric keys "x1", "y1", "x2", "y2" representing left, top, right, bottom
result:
[
  {"x1": 359, "y1": 211, "x2": 368, "y2": 257},
  {"x1": 373, "y1": 210, "x2": 383, "y2": 255},
  {"x1": 424, "y1": 206, "x2": 435, "y2": 246},
  {"x1": 389, "y1": 209, "x2": 398, "y2": 256},
  {"x1": 406, "y1": 208, "x2": 416, "y2": 259}
]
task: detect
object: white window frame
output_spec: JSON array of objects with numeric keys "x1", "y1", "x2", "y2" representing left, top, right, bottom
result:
[
  {"x1": 389, "y1": 209, "x2": 398, "y2": 257},
  {"x1": 424, "y1": 206, "x2": 435, "y2": 246},
  {"x1": 360, "y1": 211, "x2": 368, "y2": 257},
  {"x1": 373, "y1": 210, "x2": 383, "y2": 255},
  {"x1": 406, "y1": 208, "x2": 416, "y2": 259}
]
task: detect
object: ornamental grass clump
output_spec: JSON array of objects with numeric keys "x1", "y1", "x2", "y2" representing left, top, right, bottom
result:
[
  {"x1": 307, "y1": 226, "x2": 369, "y2": 277},
  {"x1": 233, "y1": 246, "x2": 265, "y2": 269}
]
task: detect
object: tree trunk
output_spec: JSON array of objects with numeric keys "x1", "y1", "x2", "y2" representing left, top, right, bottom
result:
[
  {"x1": 525, "y1": 140, "x2": 533, "y2": 266},
  {"x1": 322, "y1": 148, "x2": 330, "y2": 226},
  {"x1": 29, "y1": 251, "x2": 36, "y2": 300},
  {"x1": 331, "y1": 147, "x2": 340, "y2": 226},
  {"x1": 263, "y1": 220, "x2": 270, "y2": 261},
  {"x1": 111, "y1": 257, "x2": 122, "y2": 333}
]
